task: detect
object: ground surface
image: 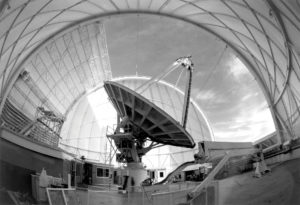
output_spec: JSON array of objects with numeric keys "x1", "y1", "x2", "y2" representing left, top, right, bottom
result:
[
  {"x1": 38, "y1": 158, "x2": 300, "y2": 205},
  {"x1": 73, "y1": 159, "x2": 300, "y2": 205},
  {"x1": 219, "y1": 158, "x2": 300, "y2": 205}
]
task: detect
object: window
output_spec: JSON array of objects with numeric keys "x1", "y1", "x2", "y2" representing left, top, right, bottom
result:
[
  {"x1": 97, "y1": 168, "x2": 109, "y2": 177},
  {"x1": 160, "y1": 172, "x2": 164, "y2": 178},
  {"x1": 150, "y1": 171, "x2": 155, "y2": 178},
  {"x1": 97, "y1": 168, "x2": 103, "y2": 177}
]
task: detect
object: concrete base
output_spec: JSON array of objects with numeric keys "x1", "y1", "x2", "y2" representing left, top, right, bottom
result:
[{"x1": 125, "y1": 163, "x2": 147, "y2": 190}]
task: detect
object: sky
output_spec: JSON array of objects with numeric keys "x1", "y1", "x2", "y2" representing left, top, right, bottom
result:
[{"x1": 104, "y1": 14, "x2": 275, "y2": 142}]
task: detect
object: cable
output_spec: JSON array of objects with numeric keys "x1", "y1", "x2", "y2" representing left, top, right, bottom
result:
[
  {"x1": 135, "y1": 14, "x2": 140, "y2": 76},
  {"x1": 199, "y1": 44, "x2": 227, "y2": 92},
  {"x1": 174, "y1": 67, "x2": 185, "y2": 88}
]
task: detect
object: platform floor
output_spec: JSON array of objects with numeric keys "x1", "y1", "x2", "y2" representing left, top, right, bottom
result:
[
  {"x1": 219, "y1": 158, "x2": 300, "y2": 205},
  {"x1": 75, "y1": 190, "x2": 152, "y2": 205},
  {"x1": 30, "y1": 158, "x2": 300, "y2": 205},
  {"x1": 73, "y1": 159, "x2": 300, "y2": 205}
]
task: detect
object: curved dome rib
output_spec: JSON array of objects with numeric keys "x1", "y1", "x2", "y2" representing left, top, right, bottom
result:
[{"x1": 0, "y1": 0, "x2": 299, "y2": 144}]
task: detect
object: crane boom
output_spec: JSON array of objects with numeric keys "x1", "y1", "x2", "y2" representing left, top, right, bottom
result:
[
  {"x1": 176, "y1": 57, "x2": 194, "y2": 128},
  {"x1": 182, "y1": 64, "x2": 193, "y2": 128},
  {"x1": 104, "y1": 57, "x2": 195, "y2": 186},
  {"x1": 135, "y1": 61, "x2": 180, "y2": 94},
  {"x1": 134, "y1": 56, "x2": 194, "y2": 129}
]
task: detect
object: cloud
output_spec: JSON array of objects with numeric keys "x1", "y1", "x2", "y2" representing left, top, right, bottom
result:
[
  {"x1": 195, "y1": 89, "x2": 230, "y2": 107},
  {"x1": 213, "y1": 101, "x2": 275, "y2": 142},
  {"x1": 194, "y1": 70, "x2": 206, "y2": 77},
  {"x1": 241, "y1": 92, "x2": 259, "y2": 101},
  {"x1": 105, "y1": 14, "x2": 274, "y2": 143},
  {"x1": 227, "y1": 56, "x2": 249, "y2": 78},
  {"x1": 196, "y1": 89, "x2": 216, "y2": 101}
]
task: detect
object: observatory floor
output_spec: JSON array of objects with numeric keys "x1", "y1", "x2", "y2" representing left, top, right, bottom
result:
[
  {"x1": 38, "y1": 158, "x2": 300, "y2": 205},
  {"x1": 219, "y1": 158, "x2": 300, "y2": 205},
  {"x1": 70, "y1": 158, "x2": 300, "y2": 205}
]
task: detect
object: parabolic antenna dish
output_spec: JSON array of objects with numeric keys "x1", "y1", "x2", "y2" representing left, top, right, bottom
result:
[{"x1": 104, "y1": 81, "x2": 195, "y2": 148}]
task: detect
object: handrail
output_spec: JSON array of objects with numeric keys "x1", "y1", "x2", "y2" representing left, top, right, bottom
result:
[
  {"x1": 1, "y1": 100, "x2": 60, "y2": 147},
  {"x1": 188, "y1": 152, "x2": 230, "y2": 203},
  {"x1": 1, "y1": 100, "x2": 31, "y2": 132},
  {"x1": 155, "y1": 160, "x2": 195, "y2": 185}
]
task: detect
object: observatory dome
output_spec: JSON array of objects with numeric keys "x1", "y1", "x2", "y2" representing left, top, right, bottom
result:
[
  {"x1": 1, "y1": 0, "x2": 299, "y2": 178},
  {"x1": 60, "y1": 76, "x2": 213, "y2": 170}
]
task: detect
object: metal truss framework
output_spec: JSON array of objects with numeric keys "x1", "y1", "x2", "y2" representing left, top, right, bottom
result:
[
  {"x1": 0, "y1": 0, "x2": 299, "y2": 149},
  {"x1": 114, "y1": 77, "x2": 213, "y2": 143},
  {"x1": 1, "y1": 17, "x2": 112, "y2": 118},
  {"x1": 59, "y1": 76, "x2": 212, "y2": 164}
]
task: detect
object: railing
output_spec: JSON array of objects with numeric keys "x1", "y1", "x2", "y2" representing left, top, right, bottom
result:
[
  {"x1": 152, "y1": 188, "x2": 193, "y2": 205},
  {"x1": 106, "y1": 124, "x2": 116, "y2": 136},
  {"x1": 1, "y1": 100, "x2": 31, "y2": 133},
  {"x1": 29, "y1": 121, "x2": 59, "y2": 147},
  {"x1": 86, "y1": 186, "x2": 147, "y2": 205},
  {"x1": 46, "y1": 181, "x2": 216, "y2": 205},
  {"x1": 150, "y1": 181, "x2": 219, "y2": 205},
  {"x1": 189, "y1": 181, "x2": 219, "y2": 205},
  {"x1": 1, "y1": 100, "x2": 60, "y2": 148},
  {"x1": 85, "y1": 183, "x2": 200, "y2": 205},
  {"x1": 151, "y1": 183, "x2": 201, "y2": 205},
  {"x1": 106, "y1": 124, "x2": 133, "y2": 136},
  {"x1": 150, "y1": 153, "x2": 230, "y2": 205},
  {"x1": 189, "y1": 153, "x2": 229, "y2": 203},
  {"x1": 46, "y1": 188, "x2": 81, "y2": 205}
]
